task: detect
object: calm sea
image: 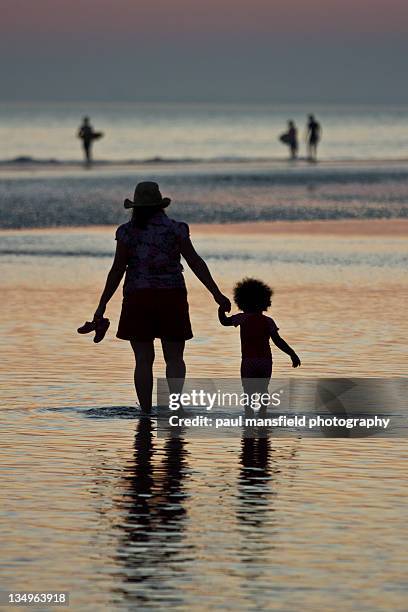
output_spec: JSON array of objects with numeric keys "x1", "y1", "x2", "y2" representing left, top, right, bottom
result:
[{"x1": 0, "y1": 102, "x2": 407, "y2": 163}]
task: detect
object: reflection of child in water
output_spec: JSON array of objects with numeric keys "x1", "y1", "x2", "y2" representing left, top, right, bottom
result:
[{"x1": 218, "y1": 278, "x2": 300, "y2": 397}]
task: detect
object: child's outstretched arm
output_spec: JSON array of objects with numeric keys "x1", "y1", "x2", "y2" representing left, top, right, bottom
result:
[
  {"x1": 270, "y1": 330, "x2": 301, "y2": 367},
  {"x1": 218, "y1": 306, "x2": 234, "y2": 326}
]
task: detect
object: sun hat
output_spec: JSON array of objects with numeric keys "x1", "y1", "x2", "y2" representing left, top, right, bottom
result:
[{"x1": 124, "y1": 181, "x2": 171, "y2": 209}]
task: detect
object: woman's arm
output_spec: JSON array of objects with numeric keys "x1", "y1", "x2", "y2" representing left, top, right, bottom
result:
[
  {"x1": 270, "y1": 330, "x2": 301, "y2": 367},
  {"x1": 93, "y1": 241, "x2": 128, "y2": 319},
  {"x1": 180, "y1": 238, "x2": 231, "y2": 311}
]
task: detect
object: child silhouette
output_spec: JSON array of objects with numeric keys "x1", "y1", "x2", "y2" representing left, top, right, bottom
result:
[{"x1": 219, "y1": 278, "x2": 300, "y2": 404}]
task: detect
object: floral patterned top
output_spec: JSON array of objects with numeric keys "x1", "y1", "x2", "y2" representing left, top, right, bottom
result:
[{"x1": 115, "y1": 211, "x2": 189, "y2": 295}]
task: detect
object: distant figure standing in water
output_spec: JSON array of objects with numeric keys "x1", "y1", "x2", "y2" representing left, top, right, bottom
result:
[
  {"x1": 279, "y1": 120, "x2": 298, "y2": 160},
  {"x1": 306, "y1": 114, "x2": 321, "y2": 162},
  {"x1": 77, "y1": 116, "x2": 103, "y2": 165},
  {"x1": 87, "y1": 181, "x2": 230, "y2": 413},
  {"x1": 287, "y1": 120, "x2": 298, "y2": 160}
]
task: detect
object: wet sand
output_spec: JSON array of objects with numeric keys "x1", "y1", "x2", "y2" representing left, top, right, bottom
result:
[
  {"x1": 1, "y1": 157, "x2": 408, "y2": 176},
  {"x1": 192, "y1": 218, "x2": 408, "y2": 236},
  {"x1": 2, "y1": 217, "x2": 408, "y2": 236}
]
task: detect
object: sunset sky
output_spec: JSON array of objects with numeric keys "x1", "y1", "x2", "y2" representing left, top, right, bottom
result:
[{"x1": 1, "y1": 0, "x2": 407, "y2": 102}]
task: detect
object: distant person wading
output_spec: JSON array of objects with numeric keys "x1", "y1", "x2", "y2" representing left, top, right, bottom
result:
[
  {"x1": 306, "y1": 114, "x2": 321, "y2": 162},
  {"x1": 89, "y1": 181, "x2": 231, "y2": 413},
  {"x1": 77, "y1": 116, "x2": 103, "y2": 165}
]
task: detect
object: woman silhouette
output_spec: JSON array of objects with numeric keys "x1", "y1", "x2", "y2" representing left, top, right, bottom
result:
[{"x1": 92, "y1": 181, "x2": 230, "y2": 412}]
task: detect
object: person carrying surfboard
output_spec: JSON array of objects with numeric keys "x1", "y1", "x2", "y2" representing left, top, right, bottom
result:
[
  {"x1": 77, "y1": 116, "x2": 103, "y2": 165},
  {"x1": 279, "y1": 120, "x2": 298, "y2": 160}
]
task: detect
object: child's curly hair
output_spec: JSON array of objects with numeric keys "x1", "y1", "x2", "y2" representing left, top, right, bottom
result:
[{"x1": 233, "y1": 278, "x2": 273, "y2": 312}]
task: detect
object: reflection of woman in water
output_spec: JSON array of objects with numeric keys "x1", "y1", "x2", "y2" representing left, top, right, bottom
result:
[
  {"x1": 114, "y1": 419, "x2": 189, "y2": 604},
  {"x1": 306, "y1": 114, "x2": 321, "y2": 162},
  {"x1": 92, "y1": 181, "x2": 231, "y2": 413}
]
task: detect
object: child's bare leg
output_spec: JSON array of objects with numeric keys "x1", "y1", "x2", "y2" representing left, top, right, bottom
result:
[{"x1": 241, "y1": 358, "x2": 272, "y2": 415}]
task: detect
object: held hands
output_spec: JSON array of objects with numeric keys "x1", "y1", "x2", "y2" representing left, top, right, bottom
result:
[
  {"x1": 291, "y1": 353, "x2": 301, "y2": 368},
  {"x1": 213, "y1": 291, "x2": 231, "y2": 313}
]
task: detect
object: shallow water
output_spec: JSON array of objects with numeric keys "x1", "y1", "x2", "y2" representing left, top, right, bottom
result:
[
  {"x1": 1, "y1": 102, "x2": 408, "y2": 162},
  {"x1": 0, "y1": 228, "x2": 407, "y2": 609}
]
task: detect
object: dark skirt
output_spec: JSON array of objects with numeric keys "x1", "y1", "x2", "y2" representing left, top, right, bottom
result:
[{"x1": 116, "y1": 288, "x2": 193, "y2": 342}]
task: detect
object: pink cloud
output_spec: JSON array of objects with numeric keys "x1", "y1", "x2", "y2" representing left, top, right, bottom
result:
[{"x1": 2, "y1": 0, "x2": 407, "y2": 39}]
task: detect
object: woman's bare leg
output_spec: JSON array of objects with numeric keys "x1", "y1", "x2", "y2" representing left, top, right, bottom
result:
[
  {"x1": 161, "y1": 340, "x2": 186, "y2": 395},
  {"x1": 130, "y1": 340, "x2": 155, "y2": 412}
]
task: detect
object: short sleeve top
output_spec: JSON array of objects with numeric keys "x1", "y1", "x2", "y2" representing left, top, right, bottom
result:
[
  {"x1": 115, "y1": 211, "x2": 189, "y2": 294},
  {"x1": 230, "y1": 312, "x2": 279, "y2": 359}
]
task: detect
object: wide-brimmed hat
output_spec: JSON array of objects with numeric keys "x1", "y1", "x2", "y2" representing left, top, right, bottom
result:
[{"x1": 124, "y1": 181, "x2": 171, "y2": 209}]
